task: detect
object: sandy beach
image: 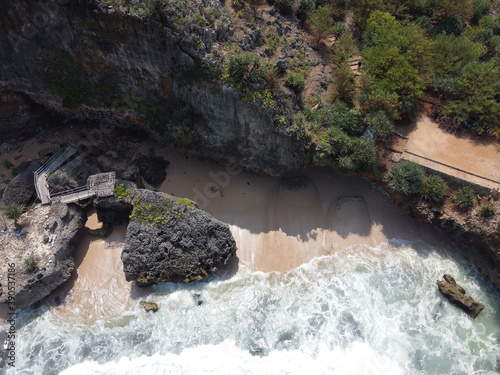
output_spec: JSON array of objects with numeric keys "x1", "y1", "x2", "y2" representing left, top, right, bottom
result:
[{"x1": 1, "y1": 137, "x2": 449, "y2": 323}]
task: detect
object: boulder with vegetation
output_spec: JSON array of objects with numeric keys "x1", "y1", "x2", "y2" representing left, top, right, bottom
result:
[{"x1": 122, "y1": 189, "x2": 237, "y2": 286}]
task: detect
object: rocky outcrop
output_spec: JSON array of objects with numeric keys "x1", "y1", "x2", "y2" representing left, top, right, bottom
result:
[
  {"x1": 2, "y1": 160, "x2": 40, "y2": 205},
  {"x1": 140, "y1": 301, "x2": 159, "y2": 312},
  {"x1": 0, "y1": 203, "x2": 86, "y2": 309},
  {"x1": 122, "y1": 188, "x2": 237, "y2": 286},
  {"x1": 437, "y1": 274, "x2": 485, "y2": 319}
]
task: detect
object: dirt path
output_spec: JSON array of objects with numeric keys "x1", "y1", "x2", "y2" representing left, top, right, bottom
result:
[{"x1": 402, "y1": 116, "x2": 500, "y2": 190}]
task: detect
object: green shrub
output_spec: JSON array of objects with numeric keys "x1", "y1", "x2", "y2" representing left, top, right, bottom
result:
[
  {"x1": 285, "y1": 71, "x2": 306, "y2": 93},
  {"x1": 479, "y1": 204, "x2": 494, "y2": 218},
  {"x1": 385, "y1": 160, "x2": 424, "y2": 195},
  {"x1": 4, "y1": 202, "x2": 24, "y2": 227},
  {"x1": 114, "y1": 184, "x2": 131, "y2": 198},
  {"x1": 226, "y1": 53, "x2": 267, "y2": 86},
  {"x1": 454, "y1": 185, "x2": 476, "y2": 209},
  {"x1": 421, "y1": 174, "x2": 447, "y2": 202},
  {"x1": 24, "y1": 254, "x2": 38, "y2": 273},
  {"x1": 363, "y1": 111, "x2": 394, "y2": 138}
]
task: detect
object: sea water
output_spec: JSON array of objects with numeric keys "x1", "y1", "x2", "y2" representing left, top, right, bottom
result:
[{"x1": 2, "y1": 241, "x2": 500, "y2": 375}]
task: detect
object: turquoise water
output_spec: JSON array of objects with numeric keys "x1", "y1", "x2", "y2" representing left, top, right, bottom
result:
[{"x1": 3, "y1": 240, "x2": 500, "y2": 374}]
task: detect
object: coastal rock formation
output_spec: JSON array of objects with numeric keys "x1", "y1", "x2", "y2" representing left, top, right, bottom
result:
[
  {"x1": 0, "y1": 203, "x2": 86, "y2": 309},
  {"x1": 2, "y1": 160, "x2": 41, "y2": 205},
  {"x1": 140, "y1": 301, "x2": 159, "y2": 313},
  {"x1": 122, "y1": 188, "x2": 237, "y2": 286},
  {"x1": 437, "y1": 274, "x2": 485, "y2": 319}
]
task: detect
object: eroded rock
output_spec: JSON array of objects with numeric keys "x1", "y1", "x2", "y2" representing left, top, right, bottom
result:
[
  {"x1": 436, "y1": 274, "x2": 485, "y2": 319},
  {"x1": 122, "y1": 188, "x2": 237, "y2": 286},
  {"x1": 2, "y1": 160, "x2": 40, "y2": 205},
  {"x1": 140, "y1": 301, "x2": 159, "y2": 312},
  {"x1": 0, "y1": 202, "x2": 86, "y2": 309}
]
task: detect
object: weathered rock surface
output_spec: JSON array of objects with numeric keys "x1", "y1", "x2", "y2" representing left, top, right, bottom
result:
[
  {"x1": 140, "y1": 301, "x2": 159, "y2": 312},
  {"x1": 0, "y1": 203, "x2": 86, "y2": 309},
  {"x1": 122, "y1": 188, "x2": 237, "y2": 286},
  {"x1": 2, "y1": 160, "x2": 40, "y2": 205},
  {"x1": 437, "y1": 274, "x2": 485, "y2": 319}
]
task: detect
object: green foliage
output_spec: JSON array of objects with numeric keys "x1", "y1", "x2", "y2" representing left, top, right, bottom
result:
[
  {"x1": 4, "y1": 202, "x2": 24, "y2": 223},
  {"x1": 309, "y1": 102, "x2": 364, "y2": 135},
  {"x1": 454, "y1": 185, "x2": 476, "y2": 209},
  {"x1": 305, "y1": 101, "x2": 380, "y2": 173},
  {"x1": 172, "y1": 197, "x2": 196, "y2": 208},
  {"x1": 130, "y1": 197, "x2": 186, "y2": 225},
  {"x1": 421, "y1": 174, "x2": 447, "y2": 202},
  {"x1": 330, "y1": 62, "x2": 356, "y2": 106},
  {"x1": 114, "y1": 184, "x2": 131, "y2": 198},
  {"x1": 42, "y1": 50, "x2": 121, "y2": 109},
  {"x1": 385, "y1": 160, "x2": 425, "y2": 195},
  {"x1": 285, "y1": 71, "x2": 306, "y2": 93},
  {"x1": 479, "y1": 204, "x2": 494, "y2": 218},
  {"x1": 308, "y1": 5, "x2": 337, "y2": 46},
  {"x1": 363, "y1": 111, "x2": 394, "y2": 137},
  {"x1": 359, "y1": 88, "x2": 401, "y2": 121},
  {"x1": 431, "y1": 33, "x2": 486, "y2": 77},
  {"x1": 24, "y1": 254, "x2": 38, "y2": 273},
  {"x1": 225, "y1": 53, "x2": 267, "y2": 86},
  {"x1": 441, "y1": 61, "x2": 500, "y2": 129},
  {"x1": 362, "y1": 11, "x2": 431, "y2": 119}
]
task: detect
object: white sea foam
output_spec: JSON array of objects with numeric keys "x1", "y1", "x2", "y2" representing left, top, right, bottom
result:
[
  {"x1": 60, "y1": 340, "x2": 402, "y2": 375},
  {"x1": 3, "y1": 242, "x2": 500, "y2": 375}
]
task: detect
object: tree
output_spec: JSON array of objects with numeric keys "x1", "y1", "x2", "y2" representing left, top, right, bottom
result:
[
  {"x1": 4, "y1": 202, "x2": 24, "y2": 228},
  {"x1": 442, "y1": 61, "x2": 500, "y2": 129},
  {"x1": 385, "y1": 160, "x2": 425, "y2": 195},
  {"x1": 431, "y1": 33, "x2": 486, "y2": 77},
  {"x1": 362, "y1": 11, "x2": 431, "y2": 119},
  {"x1": 308, "y1": 5, "x2": 337, "y2": 48}
]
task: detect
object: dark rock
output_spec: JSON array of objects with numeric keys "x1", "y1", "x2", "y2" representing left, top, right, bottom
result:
[
  {"x1": 122, "y1": 189, "x2": 237, "y2": 286},
  {"x1": 131, "y1": 155, "x2": 170, "y2": 187},
  {"x1": 0, "y1": 203, "x2": 86, "y2": 309},
  {"x1": 273, "y1": 58, "x2": 288, "y2": 76},
  {"x1": 140, "y1": 301, "x2": 159, "y2": 312},
  {"x1": 2, "y1": 160, "x2": 41, "y2": 205},
  {"x1": 436, "y1": 274, "x2": 485, "y2": 319},
  {"x1": 96, "y1": 199, "x2": 133, "y2": 227}
]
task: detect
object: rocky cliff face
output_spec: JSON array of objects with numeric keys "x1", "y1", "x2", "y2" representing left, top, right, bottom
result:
[{"x1": 0, "y1": 203, "x2": 86, "y2": 309}]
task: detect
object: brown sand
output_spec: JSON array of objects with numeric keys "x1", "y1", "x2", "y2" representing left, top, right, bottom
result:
[
  {"x1": 403, "y1": 116, "x2": 500, "y2": 189},
  {"x1": 2, "y1": 135, "x2": 449, "y2": 322}
]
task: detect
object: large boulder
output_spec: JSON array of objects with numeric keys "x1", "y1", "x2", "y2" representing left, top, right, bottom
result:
[
  {"x1": 122, "y1": 188, "x2": 237, "y2": 286},
  {"x1": 2, "y1": 160, "x2": 41, "y2": 205},
  {"x1": 0, "y1": 202, "x2": 86, "y2": 309},
  {"x1": 436, "y1": 274, "x2": 485, "y2": 319}
]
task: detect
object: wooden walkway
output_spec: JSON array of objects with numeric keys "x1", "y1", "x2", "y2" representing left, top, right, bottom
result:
[
  {"x1": 34, "y1": 146, "x2": 78, "y2": 204},
  {"x1": 59, "y1": 172, "x2": 116, "y2": 204}
]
